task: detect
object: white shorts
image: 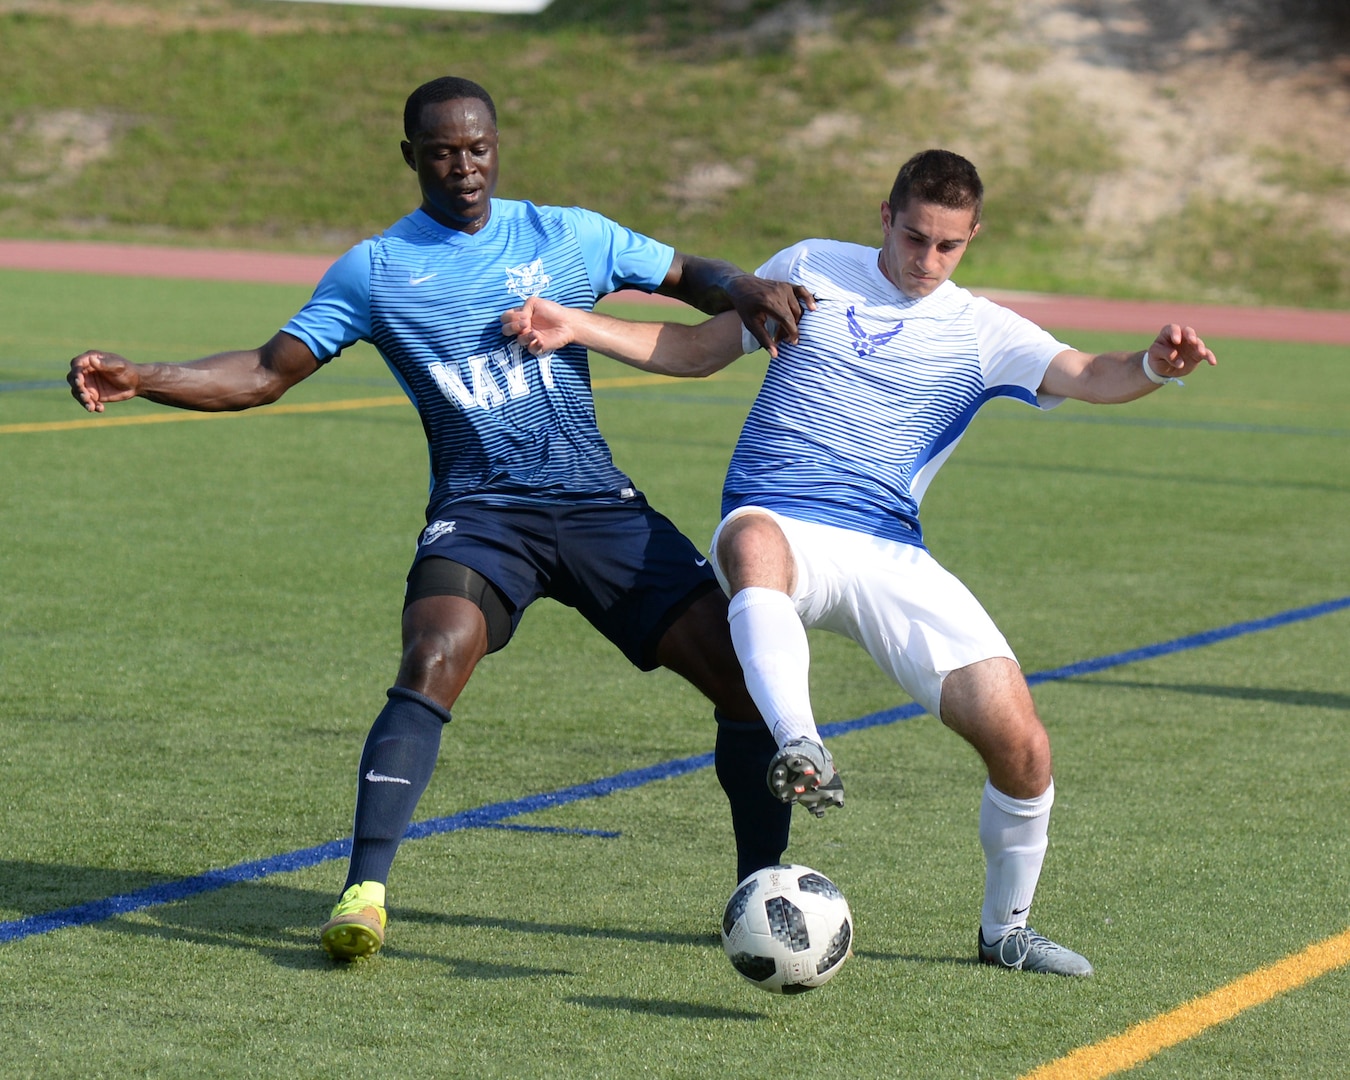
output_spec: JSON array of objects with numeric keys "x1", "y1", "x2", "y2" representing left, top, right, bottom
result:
[{"x1": 709, "y1": 507, "x2": 1017, "y2": 718}]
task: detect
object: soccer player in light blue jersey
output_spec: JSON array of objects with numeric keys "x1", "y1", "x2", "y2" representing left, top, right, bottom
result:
[
  {"x1": 504, "y1": 149, "x2": 1217, "y2": 976},
  {"x1": 69, "y1": 76, "x2": 817, "y2": 962}
]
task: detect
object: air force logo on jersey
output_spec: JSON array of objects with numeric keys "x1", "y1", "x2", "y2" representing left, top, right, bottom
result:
[
  {"x1": 505, "y1": 259, "x2": 552, "y2": 300},
  {"x1": 846, "y1": 305, "x2": 905, "y2": 358}
]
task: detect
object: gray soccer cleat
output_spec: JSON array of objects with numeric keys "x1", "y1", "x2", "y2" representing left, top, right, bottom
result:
[
  {"x1": 978, "y1": 926, "x2": 1094, "y2": 977},
  {"x1": 767, "y1": 738, "x2": 844, "y2": 818}
]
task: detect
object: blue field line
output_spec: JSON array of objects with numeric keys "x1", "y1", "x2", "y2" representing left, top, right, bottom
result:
[
  {"x1": 0, "y1": 380, "x2": 68, "y2": 392},
  {"x1": 1022, "y1": 595, "x2": 1350, "y2": 684},
  {"x1": 3, "y1": 595, "x2": 1347, "y2": 946}
]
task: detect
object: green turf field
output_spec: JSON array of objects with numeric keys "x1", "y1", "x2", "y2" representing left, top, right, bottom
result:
[{"x1": 1, "y1": 269, "x2": 1347, "y2": 1078}]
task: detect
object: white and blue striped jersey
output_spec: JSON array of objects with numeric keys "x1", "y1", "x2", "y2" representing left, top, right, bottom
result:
[
  {"x1": 282, "y1": 200, "x2": 674, "y2": 508},
  {"x1": 727, "y1": 239, "x2": 1069, "y2": 547}
]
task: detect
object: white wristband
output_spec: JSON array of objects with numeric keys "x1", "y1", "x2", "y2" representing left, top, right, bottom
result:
[{"x1": 1141, "y1": 352, "x2": 1182, "y2": 387}]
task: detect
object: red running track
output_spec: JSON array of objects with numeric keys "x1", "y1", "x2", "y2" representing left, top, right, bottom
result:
[{"x1": 3, "y1": 238, "x2": 1347, "y2": 345}]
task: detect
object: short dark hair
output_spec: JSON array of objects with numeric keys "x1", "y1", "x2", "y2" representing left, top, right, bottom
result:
[
  {"x1": 888, "y1": 149, "x2": 983, "y2": 225},
  {"x1": 404, "y1": 77, "x2": 497, "y2": 141}
]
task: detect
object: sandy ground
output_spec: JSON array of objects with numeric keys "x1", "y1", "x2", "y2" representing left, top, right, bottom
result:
[{"x1": 907, "y1": 0, "x2": 1350, "y2": 238}]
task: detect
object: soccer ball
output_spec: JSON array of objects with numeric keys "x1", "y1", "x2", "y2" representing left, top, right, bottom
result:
[{"x1": 720, "y1": 864, "x2": 853, "y2": 994}]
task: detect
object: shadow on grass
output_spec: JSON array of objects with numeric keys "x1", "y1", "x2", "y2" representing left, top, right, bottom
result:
[
  {"x1": 402, "y1": 907, "x2": 711, "y2": 948},
  {"x1": 854, "y1": 949, "x2": 981, "y2": 969},
  {"x1": 569, "y1": 995, "x2": 764, "y2": 1021},
  {"x1": 0, "y1": 866, "x2": 722, "y2": 977},
  {"x1": 0, "y1": 861, "x2": 178, "y2": 921},
  {"x1": 1, "y1": 863, "x2": 994, "y2": 977},
  {"x1": 1070, "y1": 678, "x2": 1350, "y2": 710},
  {"x1": 94, "y1": 911, "x2": 578, "y2": 978}
]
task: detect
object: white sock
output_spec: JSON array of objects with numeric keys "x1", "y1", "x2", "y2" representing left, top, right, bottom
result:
[
  {"x1": 727, "y1": 587, "x2": 819, "y2": 749},
  {"x1": 979, "y1": 777, "x2": 1054, "y2": 942}
]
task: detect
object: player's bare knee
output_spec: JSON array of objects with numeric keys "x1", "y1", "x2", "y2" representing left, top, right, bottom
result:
[
  {"x1": 1009, "y1": 730, "x2": 1052, "y2": 792},
  {"x1": 940, "y1": 665, "x2": 1051, "y2": 793},
  {"x1": 396, "y1": 625, "x2": 485, "y2": 705},
  {"x1": 716, "y1": 512, "x2": 794, "y2": 592}
]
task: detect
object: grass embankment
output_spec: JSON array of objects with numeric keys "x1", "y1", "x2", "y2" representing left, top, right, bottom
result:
[{"x1": 0, "y1": 0, "x2": 1347, "y2": 308}]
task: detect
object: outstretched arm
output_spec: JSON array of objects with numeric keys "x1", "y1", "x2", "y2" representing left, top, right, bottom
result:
[
  {"x1": 68, "y1": 331, "x2": 322, "y2": 414},
  {"x1": 1039, "y1": 324, "x2": 1217, "y2": 404},
  {"x1": 502, "y1": 296, "x2": 745, "y2": 378},
  {"x1": 658, "y1": 252, "x2": 815, "y2": 359}
]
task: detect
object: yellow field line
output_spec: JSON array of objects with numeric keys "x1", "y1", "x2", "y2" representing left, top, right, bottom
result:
[
  {"x1": 0, "y1": 395, "x2": 409, "y2": 435},
  {"x1": 1020, "y1": 927, "x2": 1350, "y2": 1080},
  {"x1": 594, "y1": 373, "x2": 687, "y2": 389}
]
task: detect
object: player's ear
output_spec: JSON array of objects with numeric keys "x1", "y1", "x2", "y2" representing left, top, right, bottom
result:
[
  {"x1": 401, "y1": 140, "x2": 416, "y2": 170},
  {"x1": 969, "y1": 221, "x2": 981, "y2": 242},
  {"x1": 880, "y1": 201, "x2": 893, "y2": 234}
]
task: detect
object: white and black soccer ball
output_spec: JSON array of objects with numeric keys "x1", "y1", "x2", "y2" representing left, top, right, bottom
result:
[{"x1": 720, "y1": 864, "x2": 853, "y2": 994}]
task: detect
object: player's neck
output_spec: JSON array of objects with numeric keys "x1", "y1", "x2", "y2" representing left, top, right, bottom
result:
[{"x1": 419, "y1": 200, "x2": 493, "y2": 235}]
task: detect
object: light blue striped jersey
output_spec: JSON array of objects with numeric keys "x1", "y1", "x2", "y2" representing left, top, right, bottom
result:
[
  {"x1": 282, "y1": 201, "x2": 674, "y2": 508},
  {"x1": 726, "y1": 239, "x2": 1070, "y2": 547}
]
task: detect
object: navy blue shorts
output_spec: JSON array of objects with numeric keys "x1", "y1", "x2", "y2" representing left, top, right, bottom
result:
[{"x1": 409, "y1": 497, "x2": 719, "y2": 670}]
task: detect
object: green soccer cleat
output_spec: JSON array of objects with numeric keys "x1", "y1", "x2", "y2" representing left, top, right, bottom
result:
[
  {"x1": 978, "y1": 926, "x2": 1093, "y2": 977},
  {"x1": 321, "y1": 880, "x2": 388, "y2": 960}
]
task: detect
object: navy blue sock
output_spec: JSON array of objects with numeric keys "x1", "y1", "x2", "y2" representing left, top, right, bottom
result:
[
  {"x1": 714, "y1": 710, "x2": 792, "y2": 884},
  {"x1": 344, "y1": 687, "x2": 450, "y2": 891}
]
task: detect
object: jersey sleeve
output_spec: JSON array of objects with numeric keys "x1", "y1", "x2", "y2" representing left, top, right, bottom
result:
[
  {"x1": 752, "y1": 245, "x2": 801, "y2": 282},
  {"x1": 556, "y1": 206, "x2": 676, "y2": 299},
  {"x1": 280, "y1": 241, "x2": 376, "y2": 362},
  {"x1": 970, "y1": 297, "x2": 1072, "y2": 409}
]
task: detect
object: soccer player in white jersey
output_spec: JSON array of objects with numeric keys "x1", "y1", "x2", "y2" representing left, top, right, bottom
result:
[
  {"x1": 68, "y1": 76, "x2": 816, "y2": 962},
  {"x1": 503, "y1": 149, "x2": 1217, "y2": 976}
]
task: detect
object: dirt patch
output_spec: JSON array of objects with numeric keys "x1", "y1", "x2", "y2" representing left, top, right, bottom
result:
[
  {"x1": 665, "y1": 161, "x2": 752, "y2": 208},
  {"x1": 908, "y1": 0, "x2": 1350, "y2": 237},
  {"x1": 0, "y1": 109, "x2": 127, "y2": 196}
]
